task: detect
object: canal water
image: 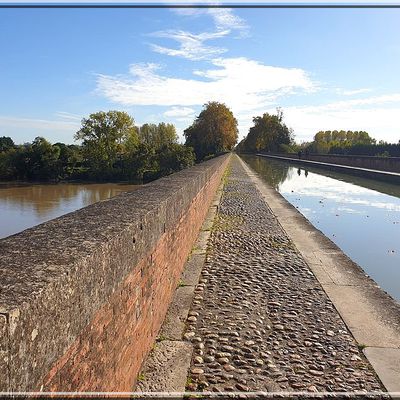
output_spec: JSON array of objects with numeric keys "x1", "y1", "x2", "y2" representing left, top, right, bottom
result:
[
  {"x1": 241, "y1": 155, "x2": 400, "y2": 302},
  {"x1": 0, "y1": 183, "x2": 138, "y2": 239}
]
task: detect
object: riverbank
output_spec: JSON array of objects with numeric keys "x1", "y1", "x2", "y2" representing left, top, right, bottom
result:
[{"x1": 137, "y1": 154, "x2": 400, "y2": 395}]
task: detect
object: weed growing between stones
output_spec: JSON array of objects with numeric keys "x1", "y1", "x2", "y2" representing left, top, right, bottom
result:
[
  {"x1": 211, "y1": 213, "x2": 244, "y2": 232},
  {"x1": 177, "y1": 279, "x2": 187, "y2": 288},
  {"x1": 156, "y1": 334, "x2": 167, "y2": 342}
]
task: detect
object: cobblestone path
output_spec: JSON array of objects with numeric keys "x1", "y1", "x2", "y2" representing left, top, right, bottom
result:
[{"x1": 185, "y1": 156, "x2": 383, "y2": 393}]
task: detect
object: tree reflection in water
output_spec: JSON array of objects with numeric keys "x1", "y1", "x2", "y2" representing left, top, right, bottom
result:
[{"x1": 240, "y1": 154, "x2": 290, "y2": 190}]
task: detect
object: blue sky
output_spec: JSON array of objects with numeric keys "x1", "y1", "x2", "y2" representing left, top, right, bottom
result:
[{"x1": 1, "y1": 5, "x2": 400, "y2": 144}]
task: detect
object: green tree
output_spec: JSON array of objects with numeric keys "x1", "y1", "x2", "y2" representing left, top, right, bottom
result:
[
  {"x1": 184, "y1": 101, "x2": 238, "y2": 161},
  {"x1": 310, "y1": 130, "x2": 376, "y2": 154},
  {"x1": 139, "y1": 122, "x2": 178, "y2": 150},
  {"x1": 0, "y1": 136, "x2": 14, "y2": 153},
  {"x1": 74, "y1": 111, "x2": 139, "y2": 179},
  {"x1": 54, "y1": 143, "x2": 83, "y2": 179},
  {"x1": 29, "y1": 137, "x2": 61, "y2": 180},
  {"x1": 237, "y1": 110, "x2": 294, "y2": 153},
  {"x1": 156, "y1": 143, "x2": 195, "y2": 177}
]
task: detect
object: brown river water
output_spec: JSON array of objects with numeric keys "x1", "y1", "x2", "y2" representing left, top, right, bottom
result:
[{"x1": 0, "y1": 182, "x2": 138, "y2": 239}]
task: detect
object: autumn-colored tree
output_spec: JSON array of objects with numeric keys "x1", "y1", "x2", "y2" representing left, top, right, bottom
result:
[{"x1": 184, "y1": 101, "x2": 238, "y2": 161}]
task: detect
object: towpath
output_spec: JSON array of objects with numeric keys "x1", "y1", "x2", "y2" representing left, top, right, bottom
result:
[{"x1": 184, "y1": 155, "x2": 383, "y2": 393}]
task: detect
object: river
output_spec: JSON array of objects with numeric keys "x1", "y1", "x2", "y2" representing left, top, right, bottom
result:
[
  {"x1": 241, "y1": 154, "x2": 400, "y2": 302},
  {"x1": 0, "y1": 182, "x2": 138, "y2": 239}
]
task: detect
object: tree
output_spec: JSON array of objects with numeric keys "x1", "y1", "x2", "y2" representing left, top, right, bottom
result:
[
  {"x1": 29, "y1": 137, "x2": 61, "y2": 180},
  {"x1": 184, "y1": 101, "x2": 238, "y2": 161},
  {"x1": 156, "y1": 143, "x2": 195, "y2": 177},
  {"x1": 310, "y1": 130, "x2": 376, "y2": 154},
  {"x1": 236, "y1": 110, "x2": 294, "y2": 153},
  {"x1": 74, "y1": 111, "x2": 139, "y2": 179},
  {"x1": 54, "y1": 143, "x2": 83, "y2": 179},
  {"x1": 0, "y1": 136, "x2": 14, "y2": 153},
  {"x1": 139, "y1": 122, "x2": 178, "y2": 150}
]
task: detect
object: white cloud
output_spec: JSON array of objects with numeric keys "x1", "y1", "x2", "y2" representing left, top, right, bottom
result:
[
  {"x1": 207, "y1": 8, "x2": 248, "y2": 33},
  {"x1": 282, "y1": 96, "x2": 400, "y2": 143},
  {"x1": 321, "y1": 93, "x2": 400, "y2": 110},
  {"x1": 150, "y1": 7, "x2": 247, "y2": 61},
  {"x1": 0, "y1": 115, "x2": 80, "y2": 131},
  {"x1": 55, "y1": 111, "x2": 82, "y2": 122},
  {"x1": 149, "y1": 29, "x2": 228, "y2": 60},
  {"x1": 96, "y1": 57, "x2": 315, "y2": 137},
  {"x1": 172, "y1": 7, "x2": 248, "y2": 32},
  {"x1": 336, "y1": 88, "x2": 372, "y2": 96},
  {"x1": 164, "y1": 106, "x2": 195, "y2": 118}
]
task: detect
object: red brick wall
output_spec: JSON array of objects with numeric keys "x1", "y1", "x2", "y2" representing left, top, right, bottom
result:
[{"x1": 18, "y1": 155, "x2": 229, "y2": 392}]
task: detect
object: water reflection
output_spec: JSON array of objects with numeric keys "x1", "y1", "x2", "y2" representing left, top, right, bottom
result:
[
  {"x1": 241, "y1": 155, "x2": 400, "y2": 302},
  {"x1": 0, "y1": 183, "x2": 138, "y2": 239}
]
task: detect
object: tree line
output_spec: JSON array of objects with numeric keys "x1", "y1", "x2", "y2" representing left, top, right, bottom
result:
[
  {"x1": 0, "y1": 102, "x2": 238, "y2": 182},
  {"x1": 303, "y1": 130, "x2": 400, "y2": 157},
  {"x1": 236, "y1": 113, "x2": 400, "y2": 157},
  {"x1": 2, "y1": 103, "x2": 398, "y2": 183}
]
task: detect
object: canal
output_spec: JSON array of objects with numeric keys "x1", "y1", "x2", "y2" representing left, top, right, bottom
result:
[
  {"x1": 241, "y1": 154, "x2": 400, "y2": 302},
  {"x1": 0, "y1": 183, "x2": 138, "y2": 239}
]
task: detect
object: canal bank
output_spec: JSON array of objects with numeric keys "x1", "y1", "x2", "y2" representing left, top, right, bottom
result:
[
  {"x1": 257, "y1": 154, "x2": 400, "y2": 184},
  {"x1": 137, "y1": 154, "x2": 399, "y2": 395}
]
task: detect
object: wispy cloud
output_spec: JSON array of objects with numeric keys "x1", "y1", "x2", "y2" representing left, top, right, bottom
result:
[
  {"x1": 323, "y1": 93, "x2": 400, "y2": 109},
  {"x1": 96, "y1": 57, "x2": 314, "y2": 108},
  {"x1": 149, "y1": 29, "x2": 228, "y2": 60},
  {"x1": 335, "y1": 88, "x2": 372, "y2": 96},
  {"x1": 0, "y1": 115, "x2": 80, "y2": 131},
  {"x1": 164, "y1": 106, "x2": 195, "y2": 118},
  {"x1": 95, "y1": 5, "x2": 400, "y2": 144},
  {"x1": 55, "y1": 111, "x2": 82, "y2": 122},
  {"x1": 282, "y1": 95, "x2": 400, "y2": 143},
  {"x1": 96, "y1": 57, "x2": 315, "y2": 138},
  {"x1": 150, "y1": 7, "x2": 248, "y2": 60},
  {"x1": 172, "y1": 7, "x2": 248, "y2": 32},
  {"x1": 207, "y1": 8, "x2": 249, "y2": 34}
]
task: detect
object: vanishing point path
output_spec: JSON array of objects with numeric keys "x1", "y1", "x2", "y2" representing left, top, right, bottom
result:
[{"x1": 184, "y1": 155, "x2": 383, "y2": 393}]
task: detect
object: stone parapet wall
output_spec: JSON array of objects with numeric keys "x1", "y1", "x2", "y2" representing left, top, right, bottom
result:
[{"x1": 0, "y1": 154, "x2": 230, "y2": 392}]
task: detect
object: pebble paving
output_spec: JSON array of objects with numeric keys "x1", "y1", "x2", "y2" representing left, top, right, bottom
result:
[{"x1": 185, "y1": 157, "x2": 384, "y2": 394}]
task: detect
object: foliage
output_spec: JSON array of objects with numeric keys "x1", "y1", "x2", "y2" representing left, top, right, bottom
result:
[
  {"x1": 3, "y1": 137, "x2": 61, "y2": 181},
  {"x1": 236, "y1": 109, "x2": 294, "y2": 153},
  {"x1": 0, "y1": 136, "x2": 15, "y2": 153},
  {"x1": 139, "y1": 122, "x2": 178, "y2": 150},
  {"x1": 184, "y1": 101, "x2": 238, "y2": 161},
  {"x1": 307, "y1": 130, "x2": 376, "y2": 154},
  {"x1": 75, "y1": 110, "x2": 139, "y2": 180},
  {"x1": 156, "y1": 143, "x2": 195, "y2": 177},
  {"x1": 0, "y1": 111, "x2": 196, "y2": 183}
]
